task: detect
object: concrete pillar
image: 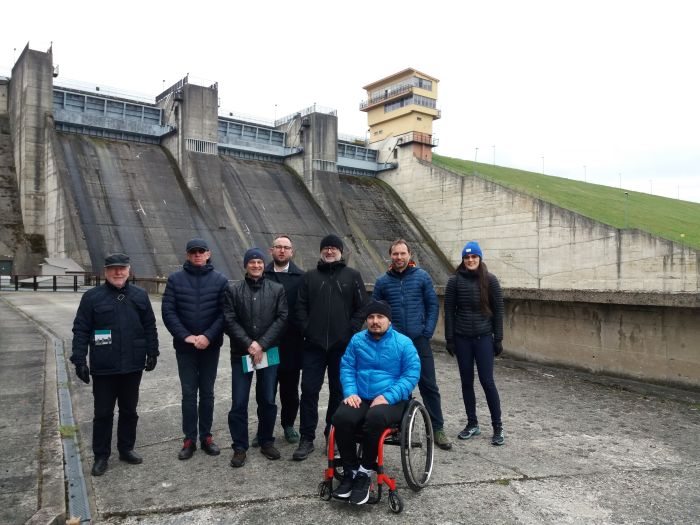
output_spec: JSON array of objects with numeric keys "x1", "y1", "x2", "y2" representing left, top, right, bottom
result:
[
  {"x1": 8, "y1": 44, "x2": 53, "y2": 236},
  {"x1": 159, "y1": 79, "x2": 218, "y2": 188},
  {"x1": 291, "y1": 111, "x2": 348, "y2": 231}
]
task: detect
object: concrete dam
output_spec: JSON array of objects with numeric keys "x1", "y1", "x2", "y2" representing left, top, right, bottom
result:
[
  {"x1": 52, "y1": 133, "x2": 450, "y2": 282},
  {"x1": 1, "y1": 44, "x2": 698, "y2": 388}
]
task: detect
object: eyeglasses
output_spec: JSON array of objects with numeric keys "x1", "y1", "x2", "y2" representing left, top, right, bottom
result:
[
  {"x1": 322, "y1": 246, "x2": 340, "y2": 252},
  {"x1": 463, "y1": 254, "x2": 480, "y2": 260},
  {"x1": 188, "y1": 249, "x2": 207, "y2": 255},
  {"x1": 272, "y1": 245, "x2": 293, "y2": 251}
]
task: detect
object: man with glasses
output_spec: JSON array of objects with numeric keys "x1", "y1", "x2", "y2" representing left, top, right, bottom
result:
[
  {"x1": 292, "y1": 234, "x2": 367, "y2": 461},
  {"x1": 263, "y1": 235, "x2": 305, "y2": 444},
  {"x1": 162, "y1": 238, "x2": 229, "y2": 460}
]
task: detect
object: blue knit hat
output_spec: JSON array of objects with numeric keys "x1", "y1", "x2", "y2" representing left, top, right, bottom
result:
[
  {"x1": 461, "y1": 241, "x2": 483, "y2": 259},
  {"x1": 243, "y1": 247, "x2": 266, "y2": 267}
]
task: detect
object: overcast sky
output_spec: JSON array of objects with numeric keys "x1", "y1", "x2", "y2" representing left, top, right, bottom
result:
[{"x1": 3, "y1": 1, "x2": 699, "y2": 202}]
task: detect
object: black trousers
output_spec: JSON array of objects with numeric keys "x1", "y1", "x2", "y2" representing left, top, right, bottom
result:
[
  {"x1": 332, "y1": 400, "x2": 407, "y2": 470},
  {"x1": 276, "y1": 329, "x2": 303, "y2": 428},
  {"x1": 298, "y1": 340, "x2": 346, "y2": 441},
  {"x1": 92, "y1": 371, "x2": 142, "y2": 458}
]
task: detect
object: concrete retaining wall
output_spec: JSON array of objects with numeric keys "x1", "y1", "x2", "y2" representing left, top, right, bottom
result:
[{"x1": 379, "y1": 148, "x2": 699, "y2": 292}]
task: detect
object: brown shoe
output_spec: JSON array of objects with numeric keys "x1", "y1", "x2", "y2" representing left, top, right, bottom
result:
[
  {"x1": 230, "y1": 449, "x2": 246, "y2": 468},
  {"x1": 260, "y1": 443, "x2": 281, "y2": 460}
]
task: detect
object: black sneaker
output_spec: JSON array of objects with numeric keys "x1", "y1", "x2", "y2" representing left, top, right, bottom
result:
[
  {"x1": 200, "y1": 436, "x2": 220, "y2": 456},
  {"x1": 350, "y1": 471, "x2": 371, "y2": 505},
  {"x1": 332, "y1": 470, "x2": 355, "y2": 499},
  {"x1": 491, "y1": 425, "x2": 505, "y2": 446},
  {"x1": 458, "y1": 424, "x2": 481, "y2": 440},
  {"x1": 292, "y1": 439, "x2": 314, "y2": 461},
  {"x1": 178, "y1": 438, "x2": 196, "y2": 460}
]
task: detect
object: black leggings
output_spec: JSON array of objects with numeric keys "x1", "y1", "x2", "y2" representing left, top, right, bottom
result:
[{"x1": 454, "y1": 335, "x2": 502, "y2": 427}]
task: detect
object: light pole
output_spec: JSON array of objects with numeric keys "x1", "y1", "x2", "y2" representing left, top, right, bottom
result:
[
  {"x1": 541, "y1": 156, "x2": 545, "y2": 175},
  {"x1": 583, "y1": 165, "x2": 587, "y2": 183},
  {"x1": 624, "y1": 191, "x2": 629, "y2": 228},
  {"x1": 474, "y1": 147, "x2": 479, "y2": 163},
  {"x1": 492, "y1": 145, "x2": 496, "y2": 166}
]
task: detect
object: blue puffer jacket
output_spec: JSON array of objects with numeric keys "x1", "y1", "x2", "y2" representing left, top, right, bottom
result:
[
  {"x1": 373, "y1": 266, "x2": 439, "y2": 339},
  {"x1": 340, "y1": 326, "x2": 420, "y2": 405},
  {"x1": 162, "y1": 261, "x2": 229, "y2": 352}
]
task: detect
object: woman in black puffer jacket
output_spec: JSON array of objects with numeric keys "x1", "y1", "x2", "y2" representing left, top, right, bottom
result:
[{"x1": 444, "y1": 241, "x2": 505, "y2": 446}]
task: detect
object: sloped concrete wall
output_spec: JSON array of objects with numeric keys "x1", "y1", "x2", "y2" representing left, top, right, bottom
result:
[
  {"x1": 379, "y1": 148, "x2": 699, "y2": 292},
  {"x1": 48, "y1": 131, "x2": 451, "y2": 283}
]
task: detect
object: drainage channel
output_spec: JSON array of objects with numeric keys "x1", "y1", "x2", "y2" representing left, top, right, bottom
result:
[{"x1": 54, "y1": 337, "x2": 92, "y2": 522}]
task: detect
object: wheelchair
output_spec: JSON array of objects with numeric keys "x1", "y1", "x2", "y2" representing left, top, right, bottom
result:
[{"x1": 318, "y1": 398, "x2": 434, "y2": 513}]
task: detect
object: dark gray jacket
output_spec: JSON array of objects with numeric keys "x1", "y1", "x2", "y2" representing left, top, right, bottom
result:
[{"x1": 222, "y1": 276, "x2": 288, "y2": 357}]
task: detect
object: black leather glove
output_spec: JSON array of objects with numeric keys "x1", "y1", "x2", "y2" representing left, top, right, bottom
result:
[
  {"x1": 144, "y1": 355, "x2": 157, "y2": 372},
  {"x1": 493, "y1": 340, "x2": 504, "y2": 357},
  {"x1": 445, "y1": 340, "x2": 455, "y2": 357},
  {"x1": 75, "y1": 364, "x2": 90, "y2": 384}
]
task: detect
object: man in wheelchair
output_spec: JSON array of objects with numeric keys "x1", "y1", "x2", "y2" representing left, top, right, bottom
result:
[{"x1": 331, "y1": 300, "x2": 421, "y2": 505}]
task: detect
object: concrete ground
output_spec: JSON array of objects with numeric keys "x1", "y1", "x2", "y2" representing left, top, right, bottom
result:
[{"x1": 2, "y1": 291, "x2": 699, "y2": 525}]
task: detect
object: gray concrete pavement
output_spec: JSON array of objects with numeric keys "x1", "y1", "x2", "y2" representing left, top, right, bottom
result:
[{"x1": 2, "y1": 291, "x2": 699, "y2": 524}]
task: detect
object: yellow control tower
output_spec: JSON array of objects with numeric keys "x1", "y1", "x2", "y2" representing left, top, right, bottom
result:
[{"x1": 360, "y1": 68, "x2": 440, "y2": 161}]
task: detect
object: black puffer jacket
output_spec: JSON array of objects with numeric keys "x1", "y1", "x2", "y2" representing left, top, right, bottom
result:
[
  {"x1": 444, "y1": 268, "x2": 503, "y2": 342},
  {"x1": 223, "y1": 276, "x2": 288, "y2": 357},
  {"x1": 296, "y1": 259, "x2": 367, "y2": 350},
  {"x1": 162, "y1": 261, "x2": 229, "y2": 353},
  {"x1": 71, "y1": 281, "x2": 159, "y2": 375}
]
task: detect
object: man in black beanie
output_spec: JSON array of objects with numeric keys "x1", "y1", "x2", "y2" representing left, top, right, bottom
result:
[{"x1": 292, "y1": 234, "x2": 367, "y2": 461}]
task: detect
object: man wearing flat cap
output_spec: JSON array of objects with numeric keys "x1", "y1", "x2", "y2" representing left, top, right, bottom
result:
[
  {"x1": 162, "y1": 238, "x2": 229, "y2": 460},
  {"x1": 223, "y1": 248, "x2": 288, "y2": 468},
  {"x1": 331, "y1": 299, "x2": 420, "y2": 505},
  {"x1": 293, "y1": 234, "x2": 367, "y2": 461},
  {"x1": 71, "y1": 253, "x2": 159, "y2": 476}
]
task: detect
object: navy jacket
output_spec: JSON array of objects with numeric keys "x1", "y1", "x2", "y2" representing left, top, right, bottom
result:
[
  {"x1": 444, "y1": 268, "x2": 504, "y2": 342},
  {"x1": 373, "y1": 265, "x2": 439, "y2": 340},
  {"x1": 297, "y1": 259, "x2": 367, "y2": 350},
  {"x1": 162, "y1": 261, "x2": 229, "y2": 353},
  {"x1": 71, "y1": 281, "x2": 159, "y2": 375}
]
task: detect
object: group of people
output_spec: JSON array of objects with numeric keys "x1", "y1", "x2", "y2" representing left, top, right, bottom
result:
[{"x1": 70, "y1": 234, "x2": 505, "y2": 505}]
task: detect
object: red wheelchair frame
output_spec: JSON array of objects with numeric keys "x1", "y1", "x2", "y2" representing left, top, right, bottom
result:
[{"x1": 318, "y1": 399, "x2": 434, "y2": 514}]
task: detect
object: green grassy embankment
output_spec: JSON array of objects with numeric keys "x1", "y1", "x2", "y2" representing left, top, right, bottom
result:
[{"x1": 433, "y1": 154, "x2": 700, "y2": 250}]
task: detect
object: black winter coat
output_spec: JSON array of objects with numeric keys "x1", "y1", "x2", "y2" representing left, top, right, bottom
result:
[
  {"x1": 264, "y1": 260, "x2": 305, "y2": 331},
  {"x1": 162, "y1": 261, "x2": 229, "y2": 353},
  {"x1": 71, "y1": 281, "x2": 159, "y2": 375},
  {"x1": 444, "y1": 268, "x2": 504, "y2": 342},
  {"x1": 297, "y1": 259, "x2": 367, "y2": 350},
  {"x1": 223, "y1": 276, "x2": 288, "y2": 357}
]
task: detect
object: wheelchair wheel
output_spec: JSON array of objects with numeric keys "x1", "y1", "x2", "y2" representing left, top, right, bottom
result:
[
  {"x1": 388, "y1": 491, "x2": 403, "y2": 513},
  {"x1": 400, "y1": 400, "x2": 434, "y2": 491}
]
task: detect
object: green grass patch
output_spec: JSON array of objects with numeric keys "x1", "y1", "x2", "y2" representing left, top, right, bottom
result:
[
  {"x1": 59, "y1": 425, "x2": 77, "y2": 439},
  {"x1": 433, "y1": 154, "x2": 700, "y2": 249},
  {"x1": 495, "y1": 479, "x2": 510, "y2": 486}
]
